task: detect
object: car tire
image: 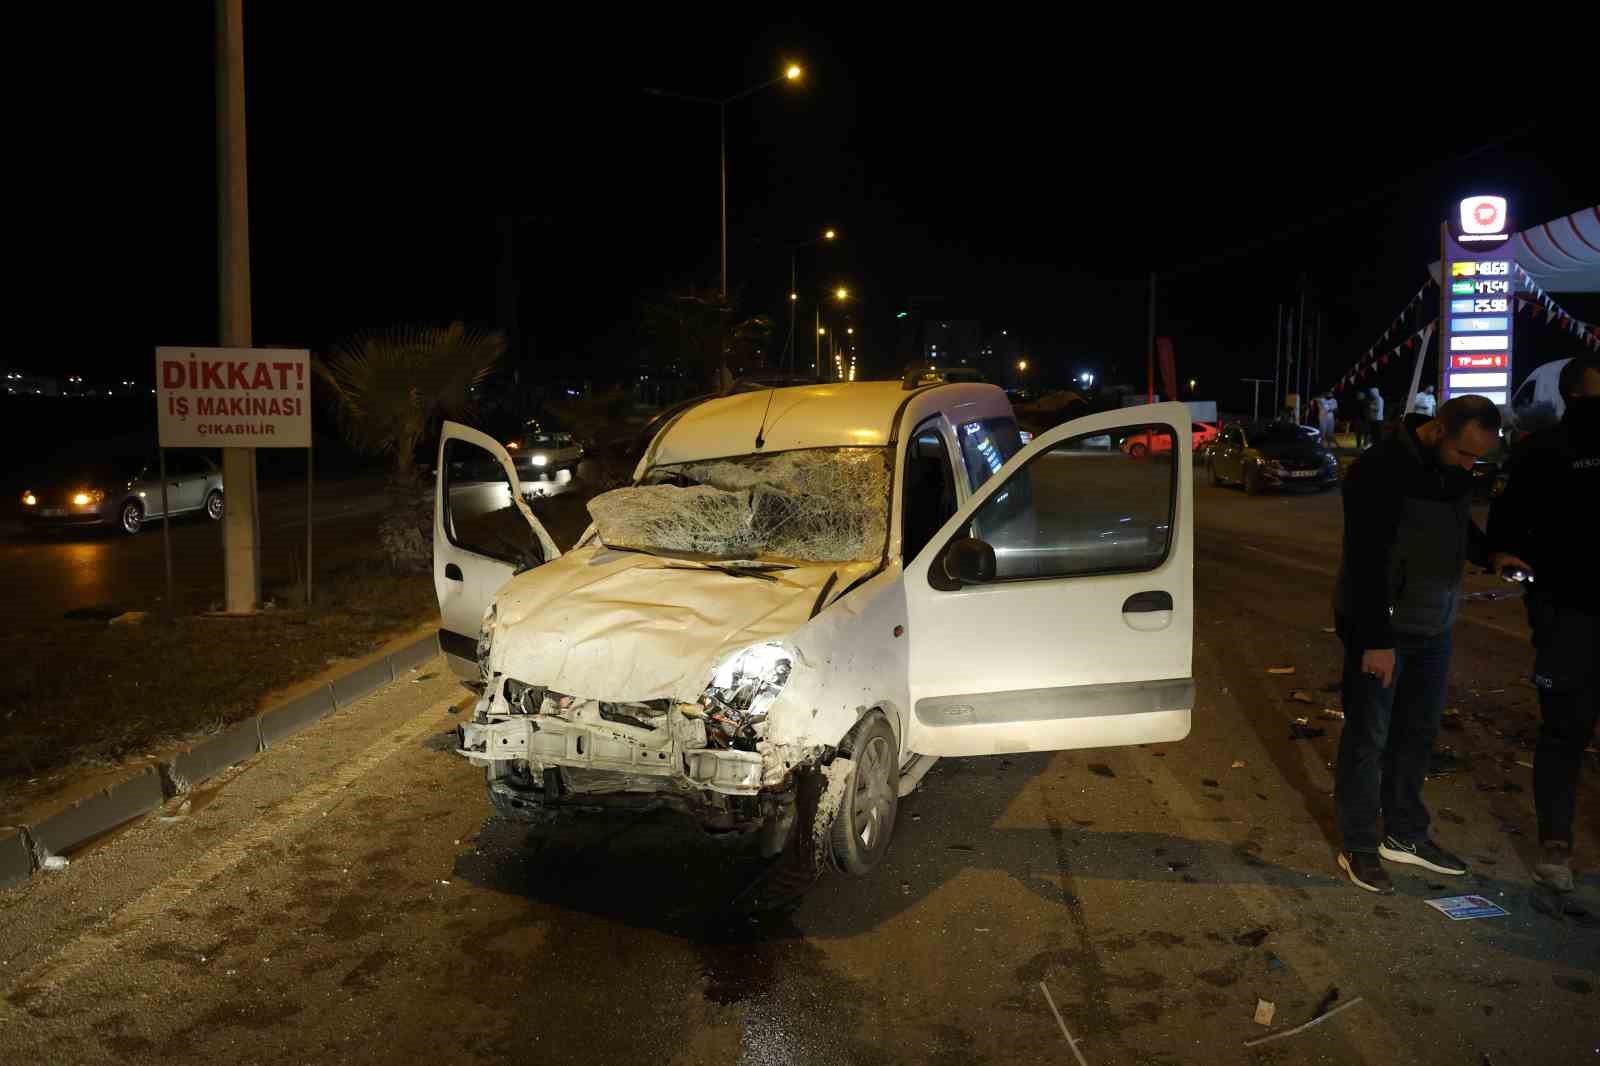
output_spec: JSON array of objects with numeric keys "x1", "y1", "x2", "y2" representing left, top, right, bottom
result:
[
  {"x1": 119, "y1": 499, "x2": 143, "y2": 535},
  {"x1": 1128, "y1": 442, "x2": 1149, "y2": 459},
  {"x1": 205, "y1": 489, "x2": 225, "y2": 521},
  {"x1": 1244, "y1": 465, "x2": 1263, "y2": 496},
  {"x1": 829, "y1": 713, "x2": 899, "y2": 876}
]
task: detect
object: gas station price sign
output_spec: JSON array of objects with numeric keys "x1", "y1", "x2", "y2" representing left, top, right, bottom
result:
[{"x1": 1440, "y1": 196, "x2": 1513, "y2": 406}]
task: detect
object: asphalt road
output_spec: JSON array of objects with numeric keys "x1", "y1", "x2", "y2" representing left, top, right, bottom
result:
[
  {"x1": 0, "y1": 477, "x2": 392, "y2": 618},
  {"x1": 1, "y1": 478, "x2": 1595, "y2": 1065}
]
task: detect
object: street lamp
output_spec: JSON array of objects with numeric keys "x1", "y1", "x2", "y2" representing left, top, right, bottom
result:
[
  {"x1": 646, "y1": 62, "x2": 806, "y2": 302},
  {"x1": 1018, "y1": 359, "x2": 1029, "y2": 372},
  {"x1": 1189, "y1": 378, "x2": 1197, "y2": 392},
  {"x1": 786, "y1": 227, "x2": 837, "y2": 371},
  {"x1": 817, "y1": 285, "x2": 850, "y2": 381}
]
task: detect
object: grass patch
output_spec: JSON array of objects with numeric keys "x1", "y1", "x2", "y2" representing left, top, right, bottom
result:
[{"x1": 0, "y1": 557, "x2": 435, "y2": 819}]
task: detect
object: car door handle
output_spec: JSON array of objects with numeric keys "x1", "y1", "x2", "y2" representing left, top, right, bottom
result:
[
  {"x1": 1122, "y1": 591, "x2": 1172, "y2": 613},
  {"x1": 444, "y1": 563, "x2": 463, "y2": 582}
]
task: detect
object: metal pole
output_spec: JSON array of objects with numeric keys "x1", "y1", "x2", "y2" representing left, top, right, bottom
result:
[
  {"x1": 815, "y1": 305, "x2": 821, "y2": 381},
  {"x1": 159, "y1": 448, "x2": 173, "y2": 611},
  {"x1": 305, "y1": 442, "x2": 313, "y2": 605},
  {"x1": 1273, "y1": 305, "x2": 1283, "y2": 413},
  {"x1": 217, "y1": 0, "x2": 259, "y2": 614},
  {"x1": 719, "y1": 102, "x2": 728, "y2": 303},
  {"x1": 1296, "y1": 284, "x2": 1307, "y2": 422},
  {"x1": 789, "y1": 252, "x2": 797, "y2": 373},
  {"x1": 1146, "y1": 272, "x2": 1156, "y2": 404}
]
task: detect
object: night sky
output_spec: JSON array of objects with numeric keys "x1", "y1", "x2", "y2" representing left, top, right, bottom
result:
[{"x1": 23, "y1": 8, "x2": 1596, "y2": 412}]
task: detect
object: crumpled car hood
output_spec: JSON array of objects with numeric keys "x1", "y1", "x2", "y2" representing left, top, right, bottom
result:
[{"x1": 488, "y1": 543, "x2": 875, "y2": 703}]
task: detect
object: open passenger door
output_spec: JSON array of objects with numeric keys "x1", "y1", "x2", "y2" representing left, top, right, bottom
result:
[
  {"x1": 434, "y1": 421, "x2": 560, "y2": 680},
  {"x1": 902, "y1": 402, "x2": 1194, "y2": 757}
]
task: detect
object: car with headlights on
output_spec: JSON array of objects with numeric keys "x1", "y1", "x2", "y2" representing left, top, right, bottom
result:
[
  {"x1": 434, "y1": 382, "x2": 1195, "y2": 888},
  {"x1": 1207, "y1": 421, "x2": 1339, "y2": 494},
  {"x1": 21, "y1": 449, "x2": 224, "y2": 534},
  {"x1": 503, "y1": 424, "x2": 583, "y2": 495}
]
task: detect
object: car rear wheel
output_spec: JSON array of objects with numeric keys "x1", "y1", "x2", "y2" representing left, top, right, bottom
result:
[
  {"x1": 205, "y1": 489, "x2": 225, "y2": 521},
  {"x1": 830, "y1": 713, "x2": 899, "y2": 876},
  {"x1": 119, "y1": 500, "x2": 143, "y2": 535},
  {"x1": 1244, "y1": 465, "x2": 1263, "y2": 496}
]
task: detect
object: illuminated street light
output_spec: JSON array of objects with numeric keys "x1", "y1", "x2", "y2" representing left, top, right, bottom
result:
[
  {"x1": 786, "y1": 64, "x2": 802, "y2": 80},
  {"x1": 790, "y1": 292, "x2": 797, "y2": 301},
  {"x1": 846, "y1": 327, "x2": 854, "y2": 335},
  {"x1": 1018, "y1": 359, "x2": 1029, "y2": 372},
  {"x1": 1189, "y1": 378, "x2": 1197, "y2": 391},
  {"x1": 823, "y1": 229, "x2": 836, "y2": 240},
  {"x1": 818, "y1": 327, "x2": 826, "y2": 335},
  {"x1": 835, "y1": 287, "x2": 849, "y2": 301}
]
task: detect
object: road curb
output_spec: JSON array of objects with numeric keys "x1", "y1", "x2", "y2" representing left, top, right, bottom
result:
[
  {"x1": 1, "y1": 827, "x2": 34, "y2": 886},
  {"x1": 26, "y1": 766, "x2": 166, "y2": 861},
  {"x1": 1, "y1": 630, "x2": 440, "y2": 891}
]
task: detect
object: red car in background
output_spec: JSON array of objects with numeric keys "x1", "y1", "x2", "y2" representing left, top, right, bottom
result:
[{"x1": 1122, "y1": 421, "x2": 1218, "y2": 458}]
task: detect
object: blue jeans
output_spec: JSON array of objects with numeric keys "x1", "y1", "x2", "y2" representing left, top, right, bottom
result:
[{"x1": 1335, "y1": 629, "x2": 1453, "y2": 853}]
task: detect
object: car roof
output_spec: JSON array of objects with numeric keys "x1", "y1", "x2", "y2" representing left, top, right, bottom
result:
[{"x1": 647, "y1": 380, "x2": 1007, "y2": 466}]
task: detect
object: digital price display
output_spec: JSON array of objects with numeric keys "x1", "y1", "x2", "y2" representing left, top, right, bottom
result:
[{"x1": 1440, "y1": 196, "x2": 1513, "y2": 405}]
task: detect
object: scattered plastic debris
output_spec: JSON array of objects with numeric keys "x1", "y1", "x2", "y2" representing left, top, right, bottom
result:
[
  {"x1": 1234, "y1": 928, "x2": 1270, "y2": 947},
  {"x1": 1424, "y1": 895, "x2": 1509, "y2": 920},
  {"x1": 1231, "y1": 759, "x2": 1247, "y2": 769},
  {"x1": 1254, "y1": 999, "x2": 1276, "y2": 1026},
  {"x1": 1039, "y1": 981, "x2": 1091, "y2": 1066},
  {"x1": 1088, "y1": 764, "x2": 1116, "y2": 779},
  {"x1": 1267, "y1": 666, "x2": 1296, "y2": 675},
  {"x1": 1287, "y1": 690, "x2": 1316, "y2": 704},
  {"x1": 1321, "y1": 627, "x2": 1337, "y2": 634},
  {"x1": 1318, "y1": 708, "x2": 1346, "y2": 721},
  {"x1": 1242, "y1": 996, "x2": 1364, "y2": 1049},
  {"x1": 1266, "y1": 953, "x2": 1285, "y2": 971},
  {"x1": 108, "y1": 610, "x2": 148, "y2": 626},
  {"x1": 41, "y1": 856, "x2": 68, "y2": 871}
]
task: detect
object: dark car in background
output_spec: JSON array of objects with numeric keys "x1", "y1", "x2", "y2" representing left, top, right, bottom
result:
[
  {"x1": 1207, "y1": 421, "x2": 1339, "y2": 494},
  {"x1": 20, "y1": 448, "x2": 224, "y2": 534}
]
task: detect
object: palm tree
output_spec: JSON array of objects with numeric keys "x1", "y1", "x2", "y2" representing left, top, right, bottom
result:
[
  {"x1": 318, "y1": 321, "x2": 504, "y2": 487},
  {"x1": 318, "y1": 322, "x2": 504, "y2": 571}
]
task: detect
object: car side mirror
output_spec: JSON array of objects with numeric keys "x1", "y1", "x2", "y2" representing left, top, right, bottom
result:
[{"x1": 941, "y1": 537, "x2": 997, "y2": 586}]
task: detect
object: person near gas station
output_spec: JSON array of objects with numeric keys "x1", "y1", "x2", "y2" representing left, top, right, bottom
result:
[
  {"x1": 1332, "y1": 395, "x2": 1503, "y2": 894},
  {"x1": 1487, "y1": 355, "x2": 1600, "y2": 894}
]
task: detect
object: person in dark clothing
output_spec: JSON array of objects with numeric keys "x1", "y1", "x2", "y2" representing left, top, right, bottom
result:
[
  {"x1": 1487, "y1": 355, "x2": 1600, "y2": 893},
  {"x1": 1332, "y1": 395, "x2": 1503, "y2": 893}
]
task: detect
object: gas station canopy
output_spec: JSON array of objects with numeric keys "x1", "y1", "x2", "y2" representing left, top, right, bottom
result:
[{"x1": 1431, "y1": 204, "x2": 1600, "y2": 293}]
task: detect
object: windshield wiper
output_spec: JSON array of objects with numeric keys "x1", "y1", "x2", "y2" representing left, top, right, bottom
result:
[{"x1": 663, "y1": 562, "x2": 783, "y2": 581}]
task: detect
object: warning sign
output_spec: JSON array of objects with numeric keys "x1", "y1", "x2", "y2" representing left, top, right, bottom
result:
[{"x1": 155, "y1": 346, "x2": 311, "y2": 448}]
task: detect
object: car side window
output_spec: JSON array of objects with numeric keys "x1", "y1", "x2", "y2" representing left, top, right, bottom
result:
[
  {"x1": 956, "y1": 417, "x2": 1024, "y2": 492},
  {"x1": 902, "y1": 421, "x2": 959, "y2": 563},
  {"x1": 964, "y1": 423, "x2": 1176, "y2": 582},
  {"x1": 442, "y1": 438, "x2": 545, "y2": 568}
]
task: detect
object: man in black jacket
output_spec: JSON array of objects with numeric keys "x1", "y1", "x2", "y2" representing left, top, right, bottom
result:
[
  {"x1": 1488, "y1": 355, "x2": 1600, "y2": 893},
  {"x1": 1333, "y1": 395, "x2": 1503, "y2": 893}
]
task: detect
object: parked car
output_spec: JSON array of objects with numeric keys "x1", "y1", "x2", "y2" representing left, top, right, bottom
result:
[
  {"x1": 20, "y1": 449, "x2": 224, "y2": 534},
  {"x1": 503, "y1": 423, "x2": 583, "y2": 495},
  {"x1": 435, "y1": 383, "x2": 1196, "y2": 884},
  {"x1": 1207, "y1": 421, "x2": 1339, "y2": 494},
  {"x1": 901, "y1": 365, "x2": 987, "y2": 388},
  {"x1": 1122, "y1": 421, "x2": 1218, "y2": 457}
]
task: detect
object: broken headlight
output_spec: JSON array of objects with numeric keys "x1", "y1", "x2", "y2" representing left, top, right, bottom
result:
[
  {"x1": 477, "y1": 603, "x2": 497, "y2": 684},
  {"x1": 701, "y1": 642, "x2": 792, "y2": 748}
]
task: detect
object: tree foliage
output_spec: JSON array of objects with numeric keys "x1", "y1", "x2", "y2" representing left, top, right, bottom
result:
[{"x1": 317, "y1": 321, "x2": 504, "y2": 482}]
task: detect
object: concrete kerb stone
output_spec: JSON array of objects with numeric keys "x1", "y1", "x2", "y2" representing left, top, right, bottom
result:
[
  {"x1": 388, "y1": 632, "x2": 440, "y2": 677},
  {"x1": 26, "y1": 766, "x2": 167, "y2": 859},
  {"x1": 1, "y1": 826, "x2": 35, "y2": 890},
  {"x1": 6, "y1": 630, "x2": 441, "y2": 889},
  {"x1": 257, "y1": 684, "x2": 335, "y2": 750},
  {"x1": 164, "y1": 718, "x2": 264, "y2": 795},
  {"x1": 331, "y1": 656, "x2": 396, "y2": 710}
]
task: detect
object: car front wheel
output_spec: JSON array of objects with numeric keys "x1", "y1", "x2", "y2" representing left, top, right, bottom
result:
[
  {"x1": 1244, "y1": 465, "x2": 1263, "y2": 496},
  {"x1": 205, "y1": 489, "x2": 225, "y2": 521},
  {"x1": 119, "y1": 500, "x2": 143, "y2": 535},
  {"x1": 830, "y1": 713, "x2": 899, "y2": 876}
]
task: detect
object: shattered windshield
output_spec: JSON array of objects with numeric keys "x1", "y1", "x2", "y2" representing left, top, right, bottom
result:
[{"x1": 587, "y1": 447, "x2": 890, "y2": 563}]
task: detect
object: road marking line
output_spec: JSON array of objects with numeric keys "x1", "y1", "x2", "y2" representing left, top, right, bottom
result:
[
  {"x1": 2, "y1": 692, "x2": 453, "y2": 1007},
  {"x1": 1039, "y1": 981, "x2": 1090, "y2": 1066}
]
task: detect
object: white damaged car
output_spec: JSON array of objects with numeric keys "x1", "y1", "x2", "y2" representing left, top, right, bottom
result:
[{"x1": 435, "y1": 382, "x2": 1194, "y2": 881}]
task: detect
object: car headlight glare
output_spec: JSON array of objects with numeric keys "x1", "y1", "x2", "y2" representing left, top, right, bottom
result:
[
  {"x1": 529, "y1": 454, "x2": 548, "y2": 467},
  {"x1": 72, "y1": 490, "x2": 104, "y2": 506},
  {"x1": 701, "y1": 642, "x2": 792, "y2": 744},
  {"x1": 21, "y1": 491, "x2": 36, "y2": 506}
]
